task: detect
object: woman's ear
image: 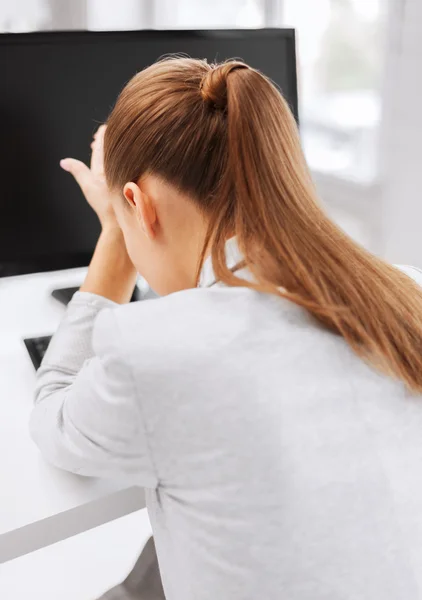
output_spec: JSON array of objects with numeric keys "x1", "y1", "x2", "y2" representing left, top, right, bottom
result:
[{"x1": 123, "y1": 182, "x2": 157, "y2": 239}]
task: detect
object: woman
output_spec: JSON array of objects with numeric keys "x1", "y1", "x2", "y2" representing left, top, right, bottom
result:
[{"x1": 31, "y1": 58, "x2": 422, "y2": 600}]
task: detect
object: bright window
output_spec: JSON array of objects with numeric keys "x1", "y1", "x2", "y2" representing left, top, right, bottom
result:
[{"x1": 283, "y1": 0, "x2": 387, "y2": 183}]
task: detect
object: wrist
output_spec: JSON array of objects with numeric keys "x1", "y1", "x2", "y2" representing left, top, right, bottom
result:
[
  {"x1": 98, "y1": 227, "x2": 134, "y2": 272},
  {"x1": 81, "y1": 226, "x2": 137, "y2": 303},
  {"x1": 100, "y1": 222, "x2": 123, "y2": 238}
]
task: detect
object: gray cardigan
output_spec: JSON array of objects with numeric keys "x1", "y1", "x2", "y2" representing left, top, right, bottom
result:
[{"x1": 30, "y1": 243, "x2": 422, "y2": 599}]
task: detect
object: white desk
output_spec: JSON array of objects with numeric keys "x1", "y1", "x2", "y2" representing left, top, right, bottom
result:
[{"x1": 0, "y1": 268, "x2": 146, "y2": 563}]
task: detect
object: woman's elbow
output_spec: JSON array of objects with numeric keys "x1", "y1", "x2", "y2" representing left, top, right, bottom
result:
[{"x1": 29, "y1": 398, "x2": 76, "y2": 473}]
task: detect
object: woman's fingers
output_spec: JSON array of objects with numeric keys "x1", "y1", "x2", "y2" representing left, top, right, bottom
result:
[
  {"x1": 59, "y1": 125, "x2": 107, "y2": 199},
  {"x1": 91, "y1": 124, "x2": 107, "y2": 174},
  {"x1": 93, "y1": 124, "x2": 106, "y2": 139},
  {"x1": 60, "y1": 158, "x2": 92, "y2": 195},
  {"x1": 92, "y1": 124, "x2": 106, "y2": 143},
  {"x1": 60, "y1": 125, "x2": 116, "y2": 227}
]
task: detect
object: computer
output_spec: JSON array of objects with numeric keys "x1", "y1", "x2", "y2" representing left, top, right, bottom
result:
[{"x1": 0, "y1": 28, "x2": 298, "y2": 367}]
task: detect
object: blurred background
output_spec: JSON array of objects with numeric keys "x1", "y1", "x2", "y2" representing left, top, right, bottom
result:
[{"x1": 0, "y1": 0, "x2": 419, "y2": 266}]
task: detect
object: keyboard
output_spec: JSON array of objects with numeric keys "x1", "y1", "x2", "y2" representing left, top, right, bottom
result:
[{"x1": 23, "y1": 336, "x2": 52, "y2": 371}]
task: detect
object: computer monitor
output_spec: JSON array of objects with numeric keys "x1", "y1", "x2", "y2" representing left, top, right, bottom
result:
[{"x1": 0, "y1": 29, "x2": 298, "y2": 277}]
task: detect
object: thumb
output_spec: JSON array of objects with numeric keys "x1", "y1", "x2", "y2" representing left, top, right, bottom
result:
[{"x1": 60, "y1": 158, "x2": 92, "y2": 193}]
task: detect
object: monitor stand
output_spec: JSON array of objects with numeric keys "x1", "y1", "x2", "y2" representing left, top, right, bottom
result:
[{"x1": 51, "y1": 285, "x2": 141, "y2": 306}]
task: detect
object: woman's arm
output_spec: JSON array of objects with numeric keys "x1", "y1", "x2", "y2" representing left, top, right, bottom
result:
[
  {"x1": 30, "y1": 304, "x2": 157, "y2": 483},
  {"x1": 80, "y1": 226, "x2": 137, "y2": 304},
  {"x1": 29, "y1": 126, "x2": 156, "y2": 482}
]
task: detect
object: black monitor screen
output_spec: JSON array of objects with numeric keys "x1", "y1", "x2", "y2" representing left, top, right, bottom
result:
[{"x1": 0, "y1": 29, "x2": 297, "y2": 277}]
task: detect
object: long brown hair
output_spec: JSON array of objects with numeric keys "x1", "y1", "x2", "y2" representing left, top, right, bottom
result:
[{"x1": 104, "y1": 57, "x2": 422, "y2": 394}]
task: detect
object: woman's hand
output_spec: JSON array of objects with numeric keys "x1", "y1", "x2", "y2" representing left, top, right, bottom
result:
[
  {"x1": 60, "y1": 124, "x2": 117, "y2": 230},
  {"x1": 61, "y1": 124, "x2": 137, "y2": 302}
]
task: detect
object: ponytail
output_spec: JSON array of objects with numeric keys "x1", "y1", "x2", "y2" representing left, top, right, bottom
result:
[{"x1": 201, "y1": 63, "x2": 422, "y2": 393}]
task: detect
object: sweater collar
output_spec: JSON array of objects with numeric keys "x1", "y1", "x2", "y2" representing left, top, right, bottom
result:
[{"x1": 198, "y1": 237, "x2": 244, "y2": 288}]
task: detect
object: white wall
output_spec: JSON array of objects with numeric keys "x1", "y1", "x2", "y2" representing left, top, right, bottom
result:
[
  {"x1": 0, "y1": 0, "x2": 50, "y2": 31},
  {"x1": 380, "y1": 0, "x2": 422, "y2": 267},
  {"x1": 86, "y1": 0, "x2": 153, "y2": 30}
]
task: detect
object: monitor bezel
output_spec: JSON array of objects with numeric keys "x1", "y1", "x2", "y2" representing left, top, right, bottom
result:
[{"x1": 0, "y1": 28, "x2": 298, "y2": 278}]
